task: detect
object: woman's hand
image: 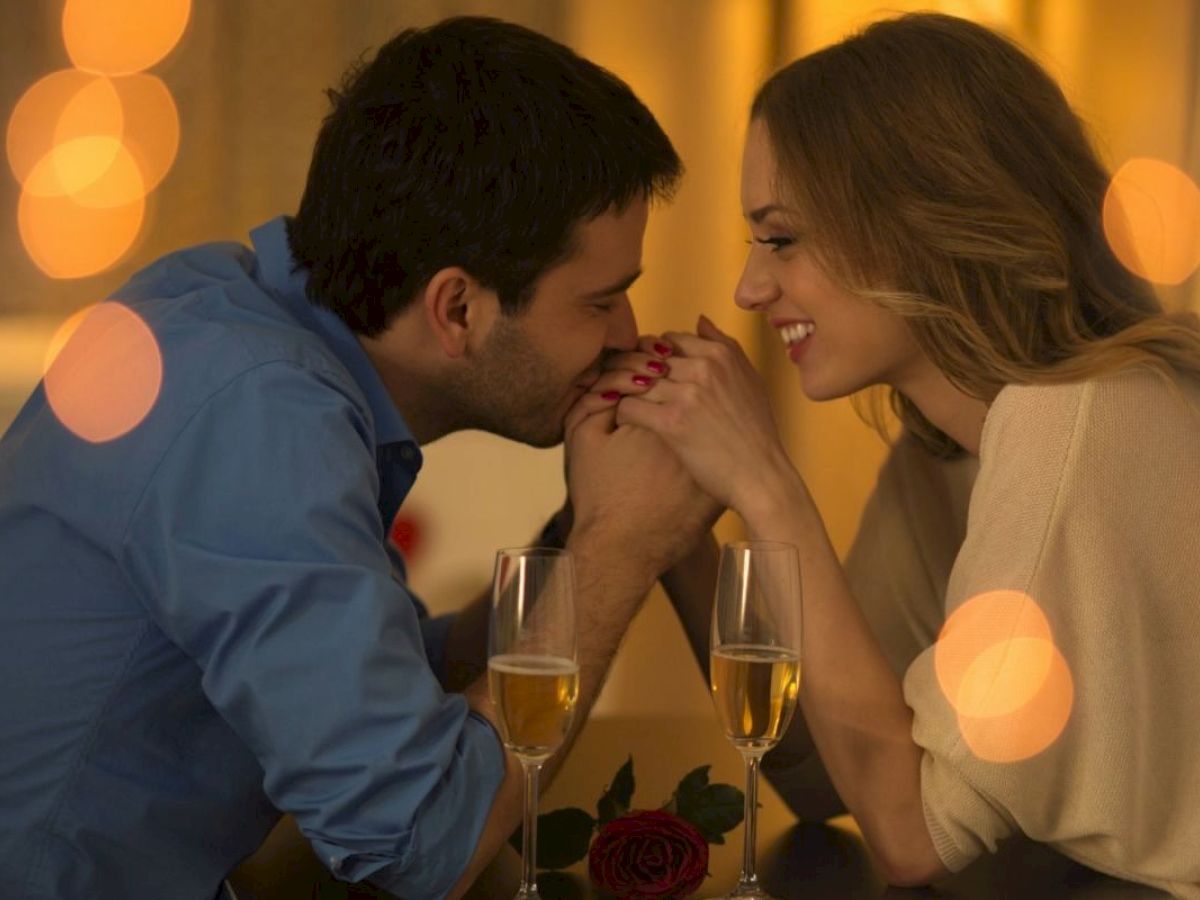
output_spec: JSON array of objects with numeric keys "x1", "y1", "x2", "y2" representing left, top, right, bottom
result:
[
  {"x1": 586, "y1": 335, "x2": 674, "y2": 402},
  {"x1": 614, "y1": 316, "x2": 799, "y2": 515}
]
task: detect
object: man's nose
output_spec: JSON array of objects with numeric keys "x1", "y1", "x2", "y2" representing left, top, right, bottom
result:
[{"x1": 605, "y1": 296, "x2": 639, "y2": 351}]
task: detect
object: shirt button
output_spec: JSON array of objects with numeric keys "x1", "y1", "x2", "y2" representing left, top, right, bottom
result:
[{"x1": 399, "y1": 445, "x2": 416, "y2": 462}]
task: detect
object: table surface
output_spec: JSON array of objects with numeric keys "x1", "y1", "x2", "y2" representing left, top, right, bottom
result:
[{"x1": 230, "y1": 715, "x2": 1169, "y2": 899}]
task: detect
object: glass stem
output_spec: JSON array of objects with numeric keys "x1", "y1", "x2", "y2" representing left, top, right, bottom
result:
[
  {"x1": 520, "y1": 760, "x2": 542, "y2": 897},
  {"x1": 739, "y1": 751, "x2": 761, "y2": 891}
]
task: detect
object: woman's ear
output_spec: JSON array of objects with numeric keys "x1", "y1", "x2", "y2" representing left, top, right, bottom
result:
[{"x1": 419, "y1": 267, "x2": 497, "y2": 358}]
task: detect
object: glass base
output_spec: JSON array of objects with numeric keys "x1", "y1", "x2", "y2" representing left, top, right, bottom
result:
[
  {"x1": 513, "y1": 888, "x2": 542, "y2": 900},
  {"x1": 714, "y1": 887, "x2": 776, "y2": 899}
]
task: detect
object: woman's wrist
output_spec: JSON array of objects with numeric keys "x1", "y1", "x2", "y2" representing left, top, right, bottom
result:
[{"x1": 731, "y1": 454, "x2": 814, "y2": 539}]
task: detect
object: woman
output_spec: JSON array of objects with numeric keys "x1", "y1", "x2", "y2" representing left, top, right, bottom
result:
[{"x1": 584, "y1": 12, "x2": 1200, "y2": 896}]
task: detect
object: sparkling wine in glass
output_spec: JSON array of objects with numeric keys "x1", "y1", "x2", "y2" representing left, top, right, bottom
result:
[
  {"x1": 709, "y1": 541, "x2": 802, "y2": 899},
  {"x1": 487, "y1": 547, "x2": 579, "y2": 900}
]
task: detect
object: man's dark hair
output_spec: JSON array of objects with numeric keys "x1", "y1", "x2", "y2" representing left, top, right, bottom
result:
[{"x1": 288, "y1": 16, "x2": 682, "y2": 336}]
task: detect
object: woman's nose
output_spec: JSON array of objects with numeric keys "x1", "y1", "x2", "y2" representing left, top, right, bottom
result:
[{"x1": 734, "y1": 254, "x2": 778, "y2": 312}]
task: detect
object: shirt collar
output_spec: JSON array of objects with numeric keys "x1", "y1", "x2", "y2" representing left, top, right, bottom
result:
[{"x1": 249, "y1": 216, "x2": 418, "y2": 460}]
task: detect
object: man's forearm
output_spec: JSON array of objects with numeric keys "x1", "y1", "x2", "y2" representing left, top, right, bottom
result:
[
  {"x1": 440, "y1": 508, "x2": 573, "y2": 693},
  {"x1": 659, "y1": 531, "x2": 719, "y2": 679},
  {"x1": 445, "y1": 524, "x2": 660, "y2": 900}
]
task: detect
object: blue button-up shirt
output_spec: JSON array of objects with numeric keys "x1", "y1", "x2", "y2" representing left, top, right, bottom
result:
[{"x1": 0, "y1": 218, "x2": 505, "y2": 900}]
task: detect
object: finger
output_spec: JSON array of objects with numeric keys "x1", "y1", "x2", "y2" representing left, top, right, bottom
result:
[
  {"x1": 659, "y1": 330, "x2": 726, "y2": 359},
  {"x1": 613, "y1": 392, "x2": 673, "y2": 434},
  {"x1": 696, "y1": 314, "x2": 738, "y2": 346},
  {"x1": 661, "y1": 327, "x2": 751, "y2": 367},
  {"x1": 588, "y1": 368, "x2": 661, "y2": 398},
  {"x1": 646, "y1": 354, "x2": 708, "y2": 386},
  {"x1": 600, "y1": 349, "x2": 671, "y2": 378},
  {"x1": 638, "y1": 334, "x2": 675, "y2": 360},
  {"x1": 564, "y1": 391, "x2": 618, "y2": 441}
]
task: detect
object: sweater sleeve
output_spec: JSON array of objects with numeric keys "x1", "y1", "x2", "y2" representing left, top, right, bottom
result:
[
  {"x1": 843, "y1": 433, "x2": 977, "y2": 678},
  {"x1": 902, "y1": 370, "x2": 1200, "y2": 896}
]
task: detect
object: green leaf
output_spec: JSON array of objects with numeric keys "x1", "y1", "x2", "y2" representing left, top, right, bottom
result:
[
  {"x1": 509, "y1": 807, "x2": 596, "y2": 870},
  {"x1": 675, "y1": 764, "x2": 711, "y2": 800},
  {"x1": 596, "y1": 755, "x2": 635, "y2": 825},
  {"x1": 675, "y1": 783, "x2": 745, "y2": 844}
]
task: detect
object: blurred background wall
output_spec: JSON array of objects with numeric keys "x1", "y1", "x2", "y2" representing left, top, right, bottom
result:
[{"x1": 2, "y1": 0, "x2": 1197, "y2": 720}]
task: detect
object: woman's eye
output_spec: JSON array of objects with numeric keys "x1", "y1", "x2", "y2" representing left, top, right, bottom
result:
[{"x1": 754, "y1": 236, "x2": 794, "y2": 252}]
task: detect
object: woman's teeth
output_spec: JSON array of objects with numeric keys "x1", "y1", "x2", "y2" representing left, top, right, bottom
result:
[{"x1": 779, "y1": 322, "x2": 815, "y2": 345}]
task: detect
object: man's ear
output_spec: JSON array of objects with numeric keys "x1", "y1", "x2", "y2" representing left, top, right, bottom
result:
[{"x1": 419, "y1": 266, "x2": 496, "y2": 359}]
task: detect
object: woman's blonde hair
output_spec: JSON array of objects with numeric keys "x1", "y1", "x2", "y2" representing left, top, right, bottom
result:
[{"x1": 751, "y1": 13, "x2": 1200, "y2": 456}]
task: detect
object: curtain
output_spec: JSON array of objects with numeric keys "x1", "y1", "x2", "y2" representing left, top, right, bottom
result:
[{"x1": 0, "y1": 1, "x2": 1195, "y2": 722}]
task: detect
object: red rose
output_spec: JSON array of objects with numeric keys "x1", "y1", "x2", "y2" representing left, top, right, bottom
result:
[{"x1": 588, "y1": 809, "x2": 709, "y2": 899}]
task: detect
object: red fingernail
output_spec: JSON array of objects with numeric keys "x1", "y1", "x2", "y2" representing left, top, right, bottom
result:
[
  {"x1": 601, "y1": 391, "x2": 620, "y2": 402},
  {"x1": 632, "y1": 375, "x2": 654, "y2": 387},
  {"x1": 653, "y1": 343, "x2": 672, "y2": 357},
  {"x1": 646, "y1": 360, "x2": 667, "y2": 374}
]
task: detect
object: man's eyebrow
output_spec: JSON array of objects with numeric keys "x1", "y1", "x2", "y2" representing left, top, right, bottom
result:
[{"x1": 581, "y1": 269, "x2": 642, "y2": 300}]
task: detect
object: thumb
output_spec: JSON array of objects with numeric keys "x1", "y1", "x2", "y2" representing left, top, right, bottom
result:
[
  {"x1": 566, "y1": 401, "x2": 616, "y2": 451},
  {"x1": 696, "y1": 314, "x2": 731, "y2": 342}
]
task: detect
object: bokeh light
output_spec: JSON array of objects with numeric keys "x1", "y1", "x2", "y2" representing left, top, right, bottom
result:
[
  {"x1": 935, "y1": 590, "x2": 1074, "y2": 763},
  {"x1": 62, "y1": 0, "x2": 191, "y2": 76},
  {"x1": 43, "y1": 302, "x2": 162, "y2": 442},
  {"x1": 6, "y1": 69, "x2": 123, "y2": 191},
  {"x1": 109, "y1": 74, "x2": 180, "y2": 194},
  {"x1": 42, "y1": 305, "x2": 96, "y2": 374},
  {"x1": 955, "y1": 636, "x2": 1055, "y2": 719},
  {"x1": 18, "y1": 176, "x2": 145, "y2": 279},
  {"x1": 1103, "y1": 157, "x2": 1200, "y2": 285},
  {"x1": 957, "y1": 645, "x2": 1073, "y2": 764}
]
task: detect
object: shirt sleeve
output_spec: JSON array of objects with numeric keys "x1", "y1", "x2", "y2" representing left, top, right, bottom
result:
[
  {"x1": 119, "y1": 360, "x2": 504, "y2": 899},
  {"x1": 384, "y1": 538, "x2": 456, "y2": 683}
]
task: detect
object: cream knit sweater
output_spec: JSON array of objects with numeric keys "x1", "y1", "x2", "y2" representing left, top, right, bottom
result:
[{"x1": 843, "y1": 367, "x2": 1200, "y2": 897}]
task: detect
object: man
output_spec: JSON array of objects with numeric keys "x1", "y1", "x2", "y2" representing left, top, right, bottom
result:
[{"x1": 0, "y1": 17, "x2": 713, "y2": 899}]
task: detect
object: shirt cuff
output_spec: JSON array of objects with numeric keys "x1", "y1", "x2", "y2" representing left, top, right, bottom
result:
[{"x1": 357, "y1": 710, "x2": 506, "y2": 898}]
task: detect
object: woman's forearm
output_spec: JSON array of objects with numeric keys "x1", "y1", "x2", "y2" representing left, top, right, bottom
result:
[
  {"x1": 657, "y1": 522, "x2": 846, "y2": 823},
  {"x1": 737, "y1": 471, "x2": 946, "y2": 885},
  {"x1": 659, "y1": 530, "x2": 719, "y2": 678}
]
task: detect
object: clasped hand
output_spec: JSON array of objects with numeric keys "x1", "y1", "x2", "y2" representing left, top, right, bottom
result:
[
  {"x1": 562, "y1": 338, "x2": 722, "y2": 574},
  {"x1": 585, "y1": 316, "x2": 792, "y2": 518}
]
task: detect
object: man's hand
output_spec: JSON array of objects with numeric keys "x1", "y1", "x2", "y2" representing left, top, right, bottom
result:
[{"x1": 563, "y1": 343, "x2": 721, "y2": 577}]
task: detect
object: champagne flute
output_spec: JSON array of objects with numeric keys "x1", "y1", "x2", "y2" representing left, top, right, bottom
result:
[
  {"x1": 488, "y1": 547, "x2": 579, "y2": 900},
  {"x1": 709, "y1": 542, "x2": 803, "y2": 899}
]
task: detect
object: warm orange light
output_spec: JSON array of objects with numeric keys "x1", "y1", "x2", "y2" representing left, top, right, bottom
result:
[
  {"x1": 25, "y1": 136, "x2": 141, "y2": 207},
  {"x1": 43, "y1": 302, "x2": 162, "y2": 443},
  {"x1": 18, "y1": 178, "x2": 144, "y2": 279},
  {"x1": 955, "y1": 636, "x2": 1055, "y2": 718},
  {"x1": 958, "y1": 645, "x2": 1074, "y2": 763},
  {"x1": 1103, "y1": 158, "x2": 1200, "y2": 285},
  {"x1": 110, "y1": 74, "x2": 180, "y2": 194},
  {"x1": 6, "y1": 70, "x2": 123, "y2": 191},
  {"x1": 935, "y1": 590, "x2": 1051, "y2": 708},
  {"x1": 62, "y1": 0, "x2": 191, "y2": 76},
  {"x1": 935, "y1": 591, "x2": 1073, "y2": 763},
  {"x1": 43, "y1": 305, "x2": 97, "y2": 375}
]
